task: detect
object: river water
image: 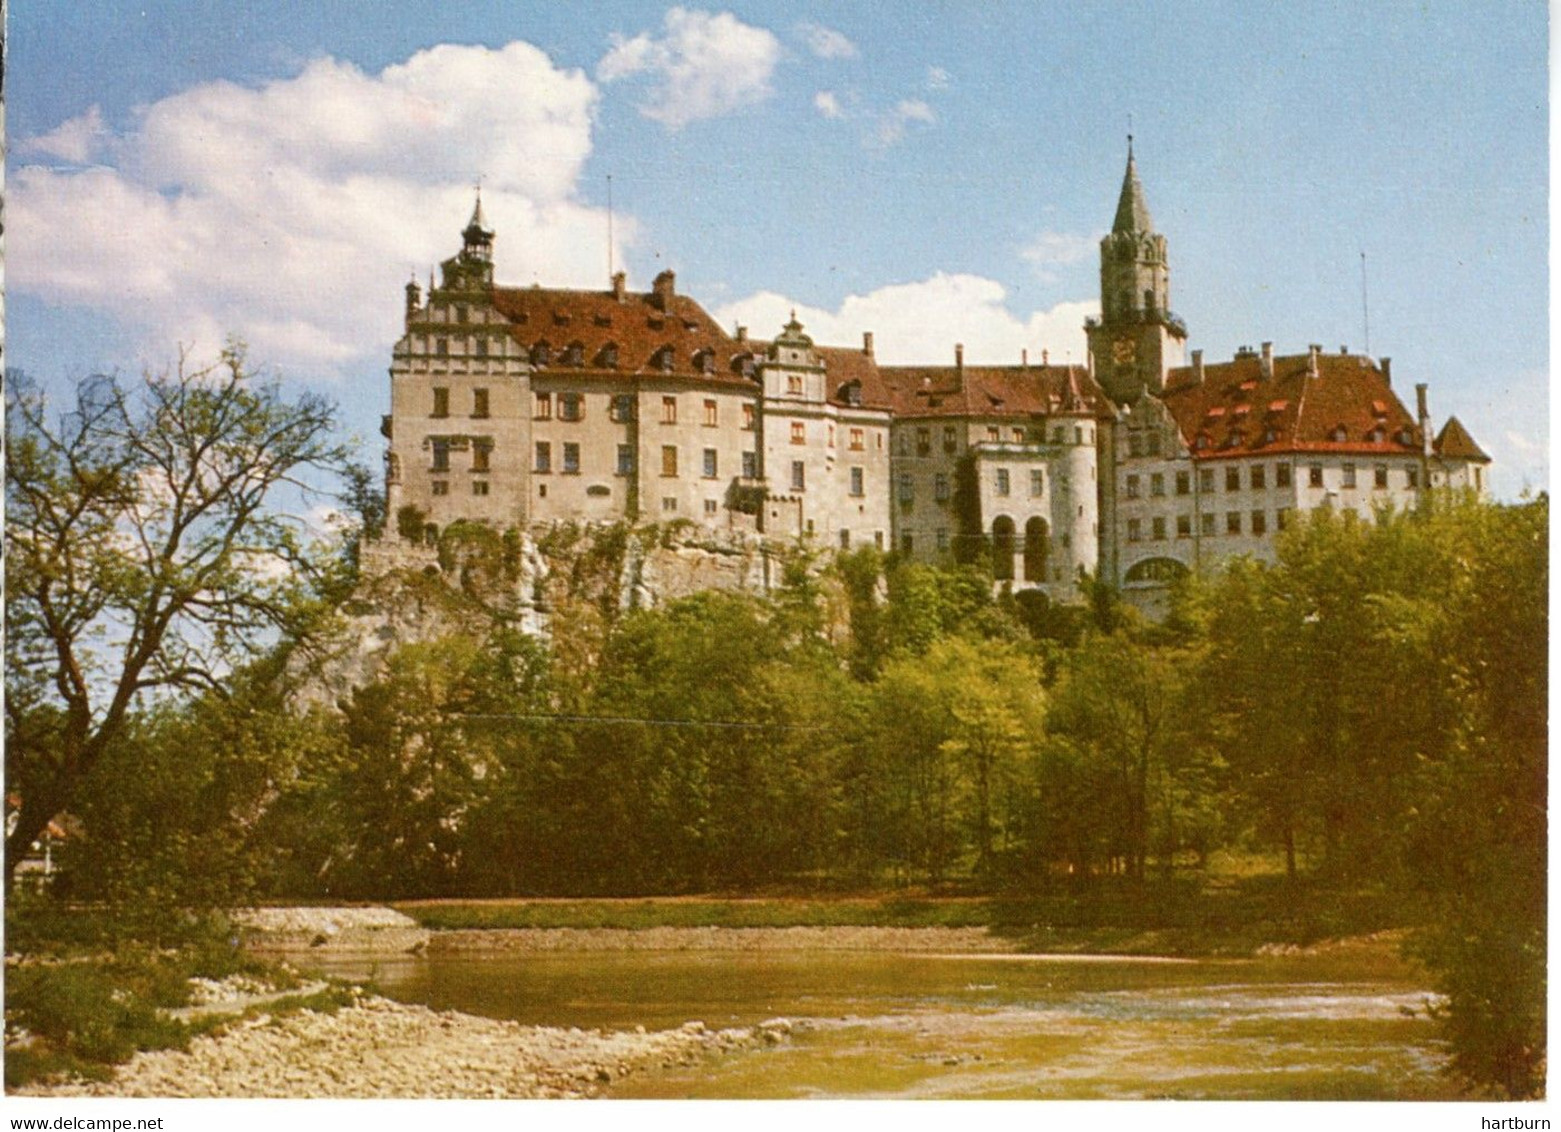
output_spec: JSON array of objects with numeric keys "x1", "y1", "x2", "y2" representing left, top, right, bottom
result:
[{"x1": 303, "y1": 946, "x2": 1456, "y2": 1100}]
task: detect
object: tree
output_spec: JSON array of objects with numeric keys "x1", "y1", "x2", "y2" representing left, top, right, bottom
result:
[{"x1": 4, "y1": 347, "x2": 348, "y2": 890}]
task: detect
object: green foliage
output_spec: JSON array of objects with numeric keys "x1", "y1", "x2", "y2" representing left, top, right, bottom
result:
[{"x1": 396, "y1": 503, "x2": 428, "y2": 543}]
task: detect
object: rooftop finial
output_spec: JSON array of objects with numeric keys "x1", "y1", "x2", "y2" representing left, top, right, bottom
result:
[{"x1": 1112, "y1": 134, "x2": 1153, "y2": 234}]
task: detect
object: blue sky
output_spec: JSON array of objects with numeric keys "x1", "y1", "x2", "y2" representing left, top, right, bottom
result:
[{"x1": 8, "y1": 0, "x2": 1549, "y2": 497}]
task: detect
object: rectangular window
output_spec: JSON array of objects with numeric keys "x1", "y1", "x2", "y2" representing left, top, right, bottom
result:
[
  {"x1": 850, "y1": 428, "x2": 864, "y2": 451},
  {"x1": 898, "y1": 473, "x2": 914, "y2": 503},
  {"x1": 1030, "y1": 469, "x2": 1045, "y2": 496},
  {"x1": 1176, "y1": 471, "x2": 1191, "y2": 496},
  {"x1": 431, "y1": 480, "x2": 449, "y2": 496},
  {"x1": 1407, "y1": 466, "x2": 1419, "y2": 489},
  {"x1": 1147, "y1": 431, "x2": 1162, "y2": 456},
  {"x1": 431, "y1": 438, "x2": 450, "y2": 472},
  {"x1": 1151, "y1": 473, "x2": 1165, "y2": 497},
  {"x1": 1374, "y1": 464, "x2": 1389, "y2": 489},
  {"x1": 435, "y1": 338, "x2": 449, "y2": 357},
  {"x1": 987, "y1": 426, "x2": 1000, "y2": 442},
  {"x1": 1012, "y1": 427, "x2": 1025, "y2": 444},
  {"x1": 432, "y1": 388, "x2": 450, "y2": 418},
  {"x1": 917, "y1": 428, "x2": 931, "y2": 455},
  {"x1": 1199, "y1": 468, "x2": 1215, "y2": 492},
  {"x1": 617, "y1": 445, "x2": 635, "y2": 475},
  {"x1": 1127, "y1": 518, "x2": 1142, "y2": 542},
  {"x1": 534, "y1": 442, "x2": 551, "y2": 473},
  {"x1": 850, "y1": 467, "x2": 865, "y2": 497},
  {"x1": 1125, "y1": 474, "x2": 1141, "y2": 498},
  {"x1": 742, "y1": 404, "x2": 755, "y2": 430},
  {"x1": 787, "y1": 374, "x2": 804, "y2": 395},
  {"x1": 996, "y1": 469, "x2": 1011, "y2": 496},
  {"x1": 704, "y1": 499, "x2": 718, "y2": 515},
  {"x1": 661, "y1": 396, "x2": 678, "y2": 424},
  {"x1": 704, "y1": 399, "x2": 718, "y2": 426},
  {"x1": 1309, "y1": 464, "x2": 1324, "y2": 488},
  {"x1": 1250, "y1": 464, "x2": 1266, "y2": 490},
  {"x1": 472, "y1": 480, "x2": 490, "y2": 497},
  {"x1": 661, "y1": 446, "x2": 678, "y2": 477},
  {"x1": 943, "y1": 426, "x2": 958, "y2": 453},
  {"x1": 874, "y1": 531, "x2": 884, "y2": 550},
  {"x1": 534, "y1": 392, "x2": 552, "y2": 419},
  {"x1": 474, "y1": 338, "x2": 487, "y2": 359},
  {"x1": 828, "y1": 424, "x2": 836, "y2": 448},
  {"x1": 703, "y1": 448, "x2": 718, "y2": 478},
  {"x1": 1200, "y1": 512, "x2": 1216, "y2": 537},
  {"x1": 1225, "y1": 466, "x2": 1241, "y2": 492},
  {"x1": 934, "y1": 474, "x2": 950, "y2": 501},
  {"x1": 1129, "y1": 433, "x2": 1143, "y2": 458},
  {"x1": 472, "y1": 440, "x2": 491, "y2": 473},
  {"x1": 472, "y1": 388, "x2": 490, "y2": 418},
  {"x1": 1177, "y1": 514, "x2": 1192, "y2": 538},
  {"x1": 1276, "y1": 463, "x2": 1292, "y2": 488},
  {"x1": 791, "y1": 421, "x2": 806, "y2": 444},
  {"x1": 1152, "y1": 516, "x2": 1166, "y2": 540},
  {"x1": 742, "y1": 451, "x2": 757, "y2": 479},
  {"x1": 839, "y1": 529, "x2": 851, "y2": 549},
  {"x1": 611, "y1": 394, "x2": 635, "y2": 423},
  {"x1": 1277, "y1": 507, "x2": 1290, "y2": 530},
  {"x1": 559, "y1": 392, "x2": 583, "y2": 422},
  {"x1": 1342, "y1": 463, "x2": 1357, "y2": 488},
  {"x1": 662, "y1": 497, "x2": 677, "y2": 512},
  {"x1": 791, "y1": 461, "x2": 805, "y2": 491},
  {"x1": 1251, "y1": 509, "x2": 1267, "y2": 535},
  {"x1": 562, "y1": 442, "x2": 580, "y2": 474},
  {"x1": 936, "y1": 529, "x2": 949, "y2": 551},
  {"x1": 1226, "y1": 511, "x2": 1241, "y2": 535},
  {"x1": 901, "y1": 533, "x2": 914, "y2": 554}
]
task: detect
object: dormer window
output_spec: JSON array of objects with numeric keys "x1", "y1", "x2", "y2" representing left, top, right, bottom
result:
[
  {"x1": 598, "y1": 342, "x2": 620, "y2": 368},
  {"x1": 531, "y1": 341, "x2": 552, "y2": 366},
  {"x1": 655, "y1": 345, "x2": 676, "y2": 372},
  {"x1": 563, "y1": 341, "x2": 585, "y2": 366},
  {"x1": 1366, "y1": 426, "x2": 1385, "y2": 443},
  {"x1": 694, "y1": 348, "x2": 715, "y2": 375},
  {"x1": 1330, "y1": 425, "x2": 1348, "y2": 442}
]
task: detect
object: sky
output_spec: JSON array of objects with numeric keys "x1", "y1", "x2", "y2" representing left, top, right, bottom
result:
[{"x1": 6, "y1": 0, "x2": 1549, "y2": 498}]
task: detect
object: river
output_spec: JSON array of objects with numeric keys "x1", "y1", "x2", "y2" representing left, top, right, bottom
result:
[{"x1": 302, "y1": 944, "x2": 1456, "y2": 1100}]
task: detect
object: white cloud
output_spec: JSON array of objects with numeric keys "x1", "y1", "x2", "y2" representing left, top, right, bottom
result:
[
  {"x1": 798, "y1": 22, "x2": 858, "y2": 60},
  {"x1": 873, "y1": 99, "x2": 936, "y2": 147},
  {"x1": 814, "y1": 91, "x2": 844, "y2": 120},
  {"x1": 23, "y1": 103, "x2": 109, "y2": 163},
  {"x1": 598, "y1": 8, "x2": 781, "y2": 130},
  {"x1": 926, "y1": 66, "x2": 950, "y2": 90},
  {"x1": 714, "y1": 274, "x2": 1097, "y2": 367},
  {"x1": 10, "y1": 42, "x2": 624, "y2": 376},
  {"x1": 1020, "y1": 230, "x2": 1100, "y2": 281}
]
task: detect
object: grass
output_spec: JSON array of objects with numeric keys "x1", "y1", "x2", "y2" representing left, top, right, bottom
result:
[{"x1": 392, "y1": 876, "x2": 1424, "y2": 957}]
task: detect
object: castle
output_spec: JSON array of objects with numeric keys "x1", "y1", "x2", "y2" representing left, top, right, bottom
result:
[{"x1": 381, "y1": 146, "x2": 1489, "y2": 611}]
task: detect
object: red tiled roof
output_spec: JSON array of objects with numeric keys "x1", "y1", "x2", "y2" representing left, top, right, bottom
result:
[
  {"x1": 482, "y1": 285, "x2": 892, "y2": 409},
  {"x1": 1161, "y1": 352, "x2": 1425, "y2": 459},
  {"x1": 878, "y1": 364, "x2": 1112, "y2": 420},
  {"x1": 1435, "y1": 415, "x2": 1491, "y2": 462}
]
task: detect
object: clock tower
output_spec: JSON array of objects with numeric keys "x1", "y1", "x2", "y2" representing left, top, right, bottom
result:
[{"x1": 1086, "y1": 140, "x2": 1187, "y2": 405}]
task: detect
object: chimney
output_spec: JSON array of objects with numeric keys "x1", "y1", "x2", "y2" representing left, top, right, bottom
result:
[
  {"x1": 652, "y1": 269, "x2": 676, "y2": 311},
  {"x1": 1308, "y1": 344, "x2": 1321, "y2": 378},
  {"x1": 1042, "y1": 349, "x2": 1050, "y2": 366},
  {"x1": 736, "y1": 325, "x2": 748, "y2": 343},
  {"x1": 955, "y1": 343, "x2": 965, "y2": 382},
  {"x1": 404, "y1": 275, "x2": 421, "y2": 324},
  {"x1": 1380, "y1": 357, "x2": 1392, "y2": 386},
  {"x1": 1260, "y1": 341, "x2": 1274, "y2": 380},
  {"x1": 1192, "y1": 349, "x2": 1205, "y2": 384},
  {"x1": 612, "y1": 271, "x2": 627, "y2": 301},
  {"x1": 1021, "y1": 348, "x2": 1028, "y2": 367},
  {"x1": 1416, "y1": 383, "x2": 1434, "y2": 458},
  {"x1": 1340, "y1": 345, "x2": 1348, "y2": 354},
  {"x1": 863, "y1": 331, "x2": 874, "y2": 358}
]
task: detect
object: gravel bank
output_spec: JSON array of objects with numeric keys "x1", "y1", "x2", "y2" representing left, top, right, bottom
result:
[
  {"x1": 238, "y1": 906, "x2": 429, "y2": 954},
  {"x1": 429, "y1": 925, "x2": 1023, "y2": 953},
  {"x1": 19, "y1": 994, "x2": 791, "y2": 1099}
]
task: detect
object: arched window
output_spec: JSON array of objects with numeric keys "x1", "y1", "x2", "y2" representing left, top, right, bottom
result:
[
  {"x1": 992, "y1": 516, "x2": 1016, "y2": 582},
  {"x1": 1023, "y1": 517, "x2": 1049, "y2": 582}
]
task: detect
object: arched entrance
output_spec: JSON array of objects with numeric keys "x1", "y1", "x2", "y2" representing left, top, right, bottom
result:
[
  {"x1": 1023, "y1": 517, "x2": 1049, "y2": 582},
  {"x1": 991, "y1": 516, "x2": 1016, "y2": 581}
]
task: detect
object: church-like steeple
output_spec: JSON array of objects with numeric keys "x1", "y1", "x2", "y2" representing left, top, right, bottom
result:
[
  {"x1": 1085, "y1": 139, "x2": 1187, "y2": 404},
  {"x1": 1112, "y1": 138, "x2": 1154, "y2": 234}
]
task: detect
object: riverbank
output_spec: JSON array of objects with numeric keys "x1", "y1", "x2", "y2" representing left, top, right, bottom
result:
[{"x1": 17, "y1": 988, "x2": 794, "y2": 1098}]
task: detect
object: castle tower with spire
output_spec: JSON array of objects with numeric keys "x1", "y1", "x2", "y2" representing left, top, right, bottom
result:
[{"x1": 1086, "y1": 140, "x2": 1187, "y2": 404}]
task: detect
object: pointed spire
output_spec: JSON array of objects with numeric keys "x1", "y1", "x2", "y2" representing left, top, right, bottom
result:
[
  {"x1": 465, "y1": 185, "x2": 492, "y2": 239},
  {"x1": 1112, "y1": 136, "x2": 1154, "y2": 235}
]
